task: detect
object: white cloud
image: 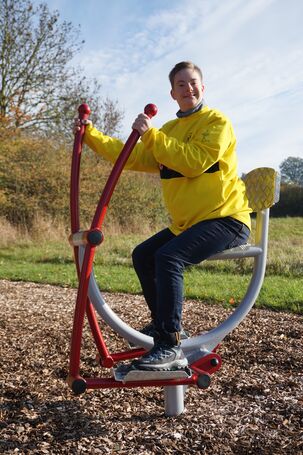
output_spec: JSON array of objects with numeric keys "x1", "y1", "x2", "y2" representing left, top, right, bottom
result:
[{"x1": 45, "y1": 0, "x2": 303, "y2": 173}]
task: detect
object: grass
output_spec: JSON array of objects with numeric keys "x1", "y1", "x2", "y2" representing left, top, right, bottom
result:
[{"x1": 0, "y1": 217, "x2": 302, "y2": 314}]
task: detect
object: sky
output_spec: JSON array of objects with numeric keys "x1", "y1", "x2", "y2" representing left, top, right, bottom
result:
[{"x1": 34, "y1": 0, "x2": 303, "y2": 173}]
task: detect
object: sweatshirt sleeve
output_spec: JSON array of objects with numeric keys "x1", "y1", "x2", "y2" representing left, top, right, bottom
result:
[
  {"x1": 83, "y1": 123, "x2": 159, "y2": 173},
  {"x1": 140, "y1": 114, "x2": 234, "y2": 178}
]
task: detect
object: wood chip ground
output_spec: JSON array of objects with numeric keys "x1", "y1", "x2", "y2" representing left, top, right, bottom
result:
[{"x1": 0, "y1": 280, "x2": 302, "y2": 454}]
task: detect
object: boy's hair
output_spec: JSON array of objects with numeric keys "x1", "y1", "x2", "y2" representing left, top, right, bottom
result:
[{"x1": 169, "y1": 61, "x2": 203, "y2": 87}]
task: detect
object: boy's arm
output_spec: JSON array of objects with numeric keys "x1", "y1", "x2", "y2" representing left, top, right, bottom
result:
[
  {"x1": 140, "y1": 114, "x2": 234, "y2": 178},
  {"x1": 83, "y1": 123, "x2": 159, "y2": 173}
]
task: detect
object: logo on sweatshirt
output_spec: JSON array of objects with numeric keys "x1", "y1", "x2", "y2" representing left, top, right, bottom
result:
[{"x1": 185, "y1": 132, "x2": 193, "y2": 142}]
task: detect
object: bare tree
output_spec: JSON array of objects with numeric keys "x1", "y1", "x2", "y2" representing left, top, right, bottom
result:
[
  {"x1": 47, "y1": 75, "x2": 123, "y2": 140},
  {"x1": 0, "y1": 0, "x2": 123, "y2": 137}
]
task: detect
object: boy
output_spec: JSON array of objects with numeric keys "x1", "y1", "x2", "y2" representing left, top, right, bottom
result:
[{"x1": 76, "y1": 61, "x2": 251, "y2": 372}]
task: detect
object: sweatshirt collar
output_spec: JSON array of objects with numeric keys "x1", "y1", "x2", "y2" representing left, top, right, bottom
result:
[{"x1": 176, "y1": 99, "x2": 205, "y2": 118}]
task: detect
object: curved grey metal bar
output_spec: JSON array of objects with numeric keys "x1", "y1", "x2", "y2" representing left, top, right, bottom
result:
[{"x1": 81, "y1": 208, "x2": 269, "y2": 356}]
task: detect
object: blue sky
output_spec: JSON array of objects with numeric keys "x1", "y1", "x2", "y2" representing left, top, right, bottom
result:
[{"x1": 36, "y1": 0, "x2": 302, "y2": 173}]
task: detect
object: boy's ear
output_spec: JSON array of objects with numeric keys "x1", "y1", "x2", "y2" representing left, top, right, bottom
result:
[{"x1": 170, "y1": 89, "x2": 176, "y2": 100}]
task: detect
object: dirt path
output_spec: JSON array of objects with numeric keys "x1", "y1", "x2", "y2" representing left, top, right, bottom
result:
[{"x1": 0, "y1": 280, "x2": 302, "y2": 454}]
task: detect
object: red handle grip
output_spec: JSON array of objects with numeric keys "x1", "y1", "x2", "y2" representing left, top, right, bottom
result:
[
  {"x1": 78, "y1": 103, "x2": 91, "y2": 122},
  {"x1": 144, "y1": 103, "x2": 158, "y2": 119}
]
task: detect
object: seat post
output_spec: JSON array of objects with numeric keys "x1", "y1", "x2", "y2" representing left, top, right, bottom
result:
[{"x1": 255, "y1": 208, "x2": 270, "y2": 254}]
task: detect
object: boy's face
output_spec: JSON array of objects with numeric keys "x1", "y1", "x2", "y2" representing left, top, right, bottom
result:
[{"x1": 171, "y1": 68, "x2": 205, "y2": 112}]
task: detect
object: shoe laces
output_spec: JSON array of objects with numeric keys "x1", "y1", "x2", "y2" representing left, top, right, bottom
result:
[{"x1": 144, "y1": 343, "x2": 175, "y2": 361}]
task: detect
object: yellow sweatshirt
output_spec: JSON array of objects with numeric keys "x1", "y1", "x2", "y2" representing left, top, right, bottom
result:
[{"x1": 84, "y1": 106, "x2": 251, "y2": 234}]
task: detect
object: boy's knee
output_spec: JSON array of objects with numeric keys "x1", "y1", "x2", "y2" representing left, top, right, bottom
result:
[{"x1": 132, "y1": 243, "x2": 145, "y2": 266}]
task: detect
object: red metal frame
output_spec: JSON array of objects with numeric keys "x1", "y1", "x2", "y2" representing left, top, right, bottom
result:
[{"x1": 68, "y1": 103, "x2": 222, "y2": 394}]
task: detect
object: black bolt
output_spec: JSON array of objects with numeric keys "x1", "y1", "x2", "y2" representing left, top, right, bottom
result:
[
  {"x1": 210, "y1": 357, "x2": 219, "y2": 367},
  {"x1": 197, "y1": 374, "x2": 211, "y2": 389},
  {"x1": 87, "y1": 229, "x2": 104, "y2": 246}
]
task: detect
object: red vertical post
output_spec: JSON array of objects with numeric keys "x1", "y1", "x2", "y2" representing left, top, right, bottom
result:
[
  {"x1": 70, "y1": 104, "x2": 91, "y2": 234},
  {"x1": 68, "y1": 103, "x2": 157, "y2": 389},
  {"x1": 70, "y1": 103, "x2": 91, "y2": 274}
]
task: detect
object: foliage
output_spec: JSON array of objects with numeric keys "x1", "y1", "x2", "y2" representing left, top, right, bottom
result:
[
  {"x1": 0, "y1": 0, "x2": 123, "y2": 139},
  {"x1": 271, "y1": 183, "x2": 303, "y2": 217},
  {"x1": 0, "y1": 132, "x2": 167, "y2": 231},
  {"x1": 109, "y1": 172, "x2": 168, "y2": 231},
  {"x1": 0, "y1": 133, "x2": 69, "y2": 226},
  {"x1": 279, "y1": 156, "x2": 303, "y2": 186}
]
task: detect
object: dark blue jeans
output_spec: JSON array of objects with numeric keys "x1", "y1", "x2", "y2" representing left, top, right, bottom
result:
[{"x1": 132, "y1": 217, "x2": 250, "y2": 334}]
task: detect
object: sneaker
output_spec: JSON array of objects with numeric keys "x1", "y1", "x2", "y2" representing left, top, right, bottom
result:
[{"x1": 132, "y1": 342, "x2": 188, "y2": 371}]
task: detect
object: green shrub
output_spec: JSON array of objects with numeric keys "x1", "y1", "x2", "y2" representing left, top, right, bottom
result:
[
  {"x1": 271, "y1": 183, "x2": 303, "y2": 217},
  {"x1": 0, "y1": 132, "x2": 168, "y2": 232},
  {"x1": 0, "y1": 134, "x2": 69, "y2": 227}
]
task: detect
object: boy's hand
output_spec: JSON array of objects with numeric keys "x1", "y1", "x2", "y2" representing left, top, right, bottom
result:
[
  {"x1": 73, "y1": 118, "x2": 92, "y2": 135},
  {"x1": 132, "y1": 113, "x2": 151, "y2": 136}
]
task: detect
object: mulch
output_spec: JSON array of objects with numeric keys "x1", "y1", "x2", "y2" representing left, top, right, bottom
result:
[{"x1": 0, "y1": 279, "x2": 302, "y2": 454}]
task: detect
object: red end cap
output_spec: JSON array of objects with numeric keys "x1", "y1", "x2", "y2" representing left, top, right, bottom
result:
[
  {"x1": 144, "y1": 103, "x2": 158, "y2": 118},
  {"x1": 78, "y1": 103, "x2": 91, "y2": 116},
  {"x1": 101, "y1": 357, "x2": 114, "y2": 368}
]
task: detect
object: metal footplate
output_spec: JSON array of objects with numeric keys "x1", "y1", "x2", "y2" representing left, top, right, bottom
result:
[{"x1": 113, "y1": 363, "x2": 192, "y2": 382}]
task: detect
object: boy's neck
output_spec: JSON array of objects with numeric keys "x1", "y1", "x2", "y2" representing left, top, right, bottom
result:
[{"x1": 176, "y1": 99, "x2": 205, "y2": 118}]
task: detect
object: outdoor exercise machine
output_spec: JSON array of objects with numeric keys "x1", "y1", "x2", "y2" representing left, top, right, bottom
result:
[{"x1": 67, "y1": 103, "x2": 280, "y2": 416}]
